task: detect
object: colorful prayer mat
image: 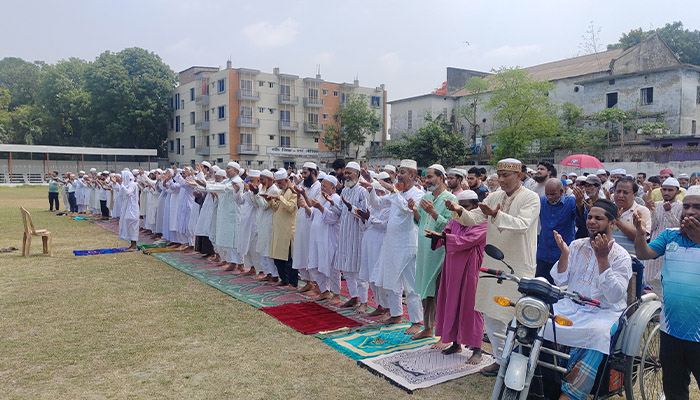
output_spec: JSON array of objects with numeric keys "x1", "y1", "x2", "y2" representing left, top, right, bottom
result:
[
  {"x1": 261, "y1": 302, "x2": 364, "y2": 335},
  {"x1": 73, "y1": 247, "x2": 131, "y2": 256},
  {"x1": 359, "y1": 346, "x2": 495, "y2": 393},
  {"x1": 321, "y1": 324, "x2": 439, "y2": 360}
]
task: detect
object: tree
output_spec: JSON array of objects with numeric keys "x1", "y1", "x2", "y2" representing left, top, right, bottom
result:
[
  {"x1": 541, "y1": 102, "x2": 608, "y2": 158},
  {"x1": 0, "y1": 57, "x2": 42, "y2": 109},
  {"x1": 456, "y1": 76, "x2": 489, "y2": 145},
  {"x1": 322, "y1": 93, "x2": 381, "y2": 159},
  {"x1": 483, "y1": 67, "x2": 560, "y2": 162},
  {"x1": 593, "y1": 108, "x2": 628, "y2": 146},
  {"x1": 607, "y1": 21, "x2": 700, "y2": 66},
  {"x1": 382, "y1": 114, "x2": 469, "y2": 167},
  {"x1": 11, "y1": 104, "x2": 43, "y2": 145},
  {"x1": 0, "y1": 88, "x2": 11, "y2": 143}
]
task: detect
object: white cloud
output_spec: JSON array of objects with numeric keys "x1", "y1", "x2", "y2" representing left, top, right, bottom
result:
[
  {"x1": 379, "y1": 52, "x2": 401, "y2": 73},
  {"x1": 485, "y1": 44, "x2": 542, "y2": 58},
  {"x1": 242, "y1": 18, "x2": 299, "y2": 48}
]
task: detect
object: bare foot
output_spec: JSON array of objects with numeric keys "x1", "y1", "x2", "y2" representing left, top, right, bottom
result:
[
  {"x1": 354, "y1": 303, "x2": 369, "y2": 314},
  {"x1": 442, "y1": 343, "x2": 462, "y2": 355},
  {"x1": 431, "y1": 341, "x2": 451, "y2": 350},
  {"x1": 368, "y1": 306, "x2": 388, "y2": 317},
  {"x1": 341, "y1": 298, "x2": 360, "y2": 308},
  {"x1": 411, "y1": 328, "x2": 434, "y2": 340},
  {"x1": 467, "y1": 349, "x2": 483, "y2": 365},
  {"x1": 223, "y1": 264, "x2": 237, "y2": 271},
  {"x1": 305, "y1": 287, "x2": 322, "y2": 297},
  {"x1": 244, "y1": 267, "x2": 257, "y2": 276},
  {"x1": 404, "y1": 323, "x2": 422, "y2": 335},
  {"x1": 383, "y1": 316, "x2": 403, "y2": 325},
  {"x1": 279, "y1": 284, "x2": 293, "y2": 289},
  {"x1": 296, "y1": 282, "x2": 314, "y2": 293},
  {"x1": 315, "y1": 291, "x2": 332, "y2": 301},
  {"x1": 375, "y1": 310, "x2": 392, "y2": 321},
  {"x1": 124, "y1": 247, "x2": 138, "y2": 253},
  {"x1": 328, "y1": 294, "x2": 343, "y2": 306},
  {"x1": 480, "y1": 362, "x2": 499, "y2": 375}
]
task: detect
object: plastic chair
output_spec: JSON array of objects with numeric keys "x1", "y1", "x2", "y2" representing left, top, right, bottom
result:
[{"x1": 21, "y1": 207, "x2": 53, "y2": 257}]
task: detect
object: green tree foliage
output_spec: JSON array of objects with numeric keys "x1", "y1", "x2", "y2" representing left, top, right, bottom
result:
[
  {"x1": 607, "y1": 21, "x2": 700, "y2": 66},
  {"x1": 542, "y1": 102, "x2": 608, "y2": 157},
  {"x1": 483, "y1": 67, "x2": 559, "y2": 162},
  {"x1": 0, "y1": 57, "x2": 42, "y2": 109},
  {"x1": 456, "y1": 76, "x2": 489, "y2": 145},
  {"x1": 383, "y1": 114, "x2": 469, "y2": 166},
  {"x1": 322, "y1": 93, "x2": 381, "y2": 159},
  {"x1": 0, "y1": 88, "x2": 12, "y2": 142}
]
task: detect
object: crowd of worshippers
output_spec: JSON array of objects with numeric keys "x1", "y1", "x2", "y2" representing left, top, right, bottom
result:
[{"x1": 47, "y1": 159, "x2": 700, "y2": 400}]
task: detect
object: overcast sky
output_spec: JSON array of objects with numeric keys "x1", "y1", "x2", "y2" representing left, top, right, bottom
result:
[{"x1": 2, "y1": 0, "x2": 698, "y2": 101}]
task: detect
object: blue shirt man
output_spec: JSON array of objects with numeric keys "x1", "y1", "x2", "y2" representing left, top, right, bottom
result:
[{"x1": 536, "y1": 178, "x2": 578, "y2": 283}]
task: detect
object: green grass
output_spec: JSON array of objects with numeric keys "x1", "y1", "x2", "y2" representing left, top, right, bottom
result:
[{"x1": 0, "y1": 186, "x2": 493, "y2": 399}]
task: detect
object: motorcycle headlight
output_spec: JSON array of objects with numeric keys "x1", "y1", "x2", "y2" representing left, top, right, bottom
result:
[{"x1": 514, "y1": 297, "x2": 549, "y2": 328}]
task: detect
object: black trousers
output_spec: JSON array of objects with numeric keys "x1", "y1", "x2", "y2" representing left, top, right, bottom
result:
[
  {"x1": 660, "y1": 331, "x2": 700, "y2": 400},
  {"x1": 274, "y1": 244, "x2": 297, "y2": 287},
  {"x1": 195, "y1": 236, "x2": 214, "y2": 255},
  {"x1": 535, "y1": 258, "x2": 555, "y2": 284},
  {"x1": 100, "y1": 200, "x2": 109, "y2": 218},
  {"x1": 49, "y1": 192, "x2": 59, "y2": 211},
  {"x1": 68, "y1": 192, "x2": 77, "y2": 213}
]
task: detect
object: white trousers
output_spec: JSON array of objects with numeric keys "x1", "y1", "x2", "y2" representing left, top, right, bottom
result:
[
  {"x1": 369, "y1": 283, "x2": 385, "y2": 307},
  {"x1": 260, "y1": 255, "x2": 278, "y2": 277},
  {"x1": 244, "y1": 249, "x2": 261, "y2": 270},
  {"x1": 382, "y1": 263, "x2": 423, "y2": 323},
  {"x1": 313, "y1": 268, "x2": 341, "y2": 294},
  {"x1": 298, "y1": 269, "x2": 312, "y2": 282},
  {"x1": 222, "y1": 246, "x2": 243, "y2": 264},
  {"x1": 343, "y1": 271, "x2": 368, "y2": 303},
  {"x1": 484, "y1": 315, "x2": 509, "y2": 361}
]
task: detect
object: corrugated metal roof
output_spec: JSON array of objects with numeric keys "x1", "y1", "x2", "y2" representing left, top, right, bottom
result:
[{"x1": 0, "y1": 144, "x2": 158, "y2": 156}]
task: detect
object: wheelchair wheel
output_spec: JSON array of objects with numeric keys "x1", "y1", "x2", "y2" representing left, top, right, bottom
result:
[
  {"x1": 639, "y1": 324, "x2": 662, "y2": 400},
  {"x1": 624, "y1": 312, "x2": 660, "y2": 399}
]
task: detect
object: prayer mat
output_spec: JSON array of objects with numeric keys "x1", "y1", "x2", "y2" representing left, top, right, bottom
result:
[
  {"x1": 73, "y1": 247, "x2": 132, "y2": 256},
  {"x1": 359, "y1": 346, "x2": 495, "y2": 393},
  {"x1": 261, "y1": 302, "x2": 364, "y2": 335},
  {"x1": 321, "y1": 324, "x2": 439, "y2": 360},
  {"x1": 141, "y1": 247, "x2": 181, "y2": 254}
]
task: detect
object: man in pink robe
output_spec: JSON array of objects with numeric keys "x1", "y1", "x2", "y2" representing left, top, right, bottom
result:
[{"x1": 426, "y1": 189, "x2": 487, "y2": 363}]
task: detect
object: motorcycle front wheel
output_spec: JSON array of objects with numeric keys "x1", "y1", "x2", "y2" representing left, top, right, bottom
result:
[{"x1": 501, "y1": 388, "x2": 520, "y2": 400}]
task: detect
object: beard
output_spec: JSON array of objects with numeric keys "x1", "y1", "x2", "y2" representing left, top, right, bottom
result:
[
  {"x1": 303, "y1": 175, "x2": 315, "y2": 188},
  {"x1": 426, "y1": 184, "x2": 438, "y2": 192},
  {"x1": 345, "y1": 179, "x2": 356, "y2": 188},
  {"x1": 534, "y1": 175, "x2": 547, "y2": 183},
  {"x1": 588, "y1": 230, "x2": 604, "y2": 241}
]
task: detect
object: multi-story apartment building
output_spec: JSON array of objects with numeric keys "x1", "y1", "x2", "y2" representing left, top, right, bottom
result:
[{"x1": 167, "y1": 61, "x2": 387, "y2": 170}]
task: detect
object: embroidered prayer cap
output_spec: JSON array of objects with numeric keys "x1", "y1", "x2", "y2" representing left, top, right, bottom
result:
[
  {"x1": 686, "y1": 185, "x2": 700, "y2": 197},
  {"x1": 227, "y1": 161, "x2": 240, "y2": 170},
  {"x1": 302, "y1": 161, "x2": 317, "y2": 170},
  {"x1": 427, "y1": 164, "x2": 446, "y2": 176},
  {"x1": 449, "y1": 168, "x2": 466, "y2": 178},
  {"x1": 324, "y1": 175, "x2": 338, "y2": 186},
  {"x1": 201, "y1": 161, "x2": 211, "y2": 168},
  {"x1": 610, "y1": 168, "x2": 626, "y2": 175},
  {"x1": 399, "y1": 159, "x2": 418, "y2": 170},
  {"x1": 496, "y1": 158, "x2": 522, "y2": 172},
  {"x1": 346, "y1": 161, "x2": 361, "y2": 171},
  {"x1": 318, "y1": 172, "x2": 327, "y2": 180},
  {"x1": 274, "y1": 169, "x2": 288, "y2": 180},
  {"x1": 678, "y1": 173, "x2": 689, "y2": 179},
  {"x1": 596, "y1": 169, "x2": 607, "y2": 175},
  {"x1": 457, "y1": 190, "x2": 478, "y2": 201},
  {"x1": 89, "y1": 168, "x2": 97, "y2": 172},
  {"x1": 662, "y1": 177, "x2": 680, "y2": 188},
  {"x1": 261, "y1": 169, "x2": 273, "y2": 179},
  {"x1": 215, "y1": 169, "x2": 226, "y2": 177},
  {"x1": 372, "y1": 181, "x2": 388, "y2": 193},
  {"x1": 248, "y1": 169, "x2": 261, "y2": 178},
  {"x1": 377, "y1": 171, "x2": 391, "y2": 180},
  {"x1": 384, "y1": 164, "x2": 397, "y2": 173}
]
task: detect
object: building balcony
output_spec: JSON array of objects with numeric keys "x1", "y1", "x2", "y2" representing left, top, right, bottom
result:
[
  {"x1": 195, "y1": 121, "x2": 210, "y2": 131},
  {"x1": 237, "y1": 89, "x2": 259, "y2": 101},
  {"x1": 196, "y1": 146, "x2": 210, "y2": 156},
  {"x1": 237, "y1": 117, "x2": 260, "y2": 128},
  {"x1": 238, "y1": 144, "x2": 259, "y2": 155},
  {"x1": 195, "y1": 94, "x2": 209, "y2": 105},
  {"x1": 278, "y1": 94, "x2": 299, "y2": 105},
  {"x1": 278, "y1": 120, "x2": 299, "y2": 131},
  {"x1": 304, "y1": 97, "x2": 324, "y2": 107},
  {"x1": 304, "y1": 122, "x2": 325, "y2": 133}
]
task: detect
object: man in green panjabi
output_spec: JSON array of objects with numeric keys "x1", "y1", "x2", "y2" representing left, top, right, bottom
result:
[{"x1": 411, "y1": 164, "x2": 456, "y2": 343}]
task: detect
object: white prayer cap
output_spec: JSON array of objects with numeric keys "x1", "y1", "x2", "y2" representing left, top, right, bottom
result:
[
  {"x1": 132, "y1": 169, "x2": 139, "y2": 175},
  {"x1": 457, "y1": 190, "x2": 478, "y2": 201},
  {"x1": 156, "y1": 168, "x2": 163, "y2": 173},
  {"x1": 626, "y1": 174, "x2": 634, "y2": 178},
  {"x1": 566, "y1": 179, "x2": 573, "y2": 185},
  {"x1": 369, "y1": 170, "x2": 377, "y2": 179},
  {"x1": 383, "y1": 165, "x2": 396, "y2": 173},
  {"x1": 227, "y1": 161, "x2": 240, "y2": 170},
  {"x1": 239, "y1": 168, "x2": 246, "y2": 176},
  {"x1": 527, "y1": 167, "x2": 535, "y2": 174},
  {"x1": 568, "y1": 172, "x2": 577, "y2": 178},
  {"x1": 148, "y1": 169, "x2": 155, "y2": 174},
  {"x1": 678, "y1": 173, "x2": 690, "y2": 179},
  {"x1": 274, "y1": 169, "x2": 288, "y2": 180},
  {"x1": 496, "y1": 158, "x2": 522, "y2": 172},
  {"x1": 211, "y1": 165, "x2": 220, "y2": 172},
  {"x1": 372, "y1": 181, "x2": 387, "y2": 193},
  {"x1": 215, "y1": 169, "x2": 226, "y2": 177},
  {"x1": 596, "y1": 169, "x2": 607, "y2": 175},
  {"x1": 662, "y1": 177, "x2": 680, "y2": 188},
  {"x1": 427, "y1": 164, "x2": 446, "y2": 176},
  {"x1": 448, "y1": 168, "x2": 466, "y2": 178},
  {"x1": 302, "y1": 161, "x2": 317, "y2": 170},
  {"x1": 346, "y1": 161, "x2": 361, "y2": 171},
  {"x1": 377, "y1": 171, "x2": 391, "y2": 180},
  {"x1": 89, "y1": 168, "x2": 97, "y2": 172},
  {"x1": 79, "y1": 170, "x2": 85, "y2": 174},
  {"x1": 103, "y1": 170, "x2": 110, "y2": 175},
  {"x1": 399, "y1": 159, "x2": 417, "y2": 170},
  {"x1": 575, "y1": 175, "x2": 587, "y2": 183},
  {"x1": 686, "y1": 185, "x2": 700, "y2": 197},
  {"x1": 324, "y1": 175, "x2": 338, "y2": 186},
  {"x1": 248, "y1": 169, "x2": 261, "y2": 178},
  {"x1": 201, "y1": 161, "x2": 211, "y2": 168},
  {"x1": 318, "y1": 172, "x2": 327, "y2": 180},
  {"x1": 261, "y1": 169, "x2": 273, "y2": 179},
  {"x1": 610, "y1": 168, "x2": 626, "y2": 175}
]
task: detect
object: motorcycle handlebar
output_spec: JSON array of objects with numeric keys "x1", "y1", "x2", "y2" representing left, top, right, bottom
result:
[
  {"x1": 562, "y1": 290, "x2": 601, "y2": 307},
  {"x1": 479, "y1": 267, "x2": 502, "y2": 276}
]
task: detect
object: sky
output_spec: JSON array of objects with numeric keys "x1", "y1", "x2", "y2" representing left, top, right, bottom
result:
[{"x1": 2, "y1": 0, "x2": 699, "y2": 101}]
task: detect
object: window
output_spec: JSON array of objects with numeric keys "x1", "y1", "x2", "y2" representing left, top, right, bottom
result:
[
  {"x1": 259, "y1": 107, "x2": 265, "y2": 113},
  {"x1": 181, "y1": 122, "x2": 184, "y2": 132},
  {"x1": 206, "y1": 136, "x2": 210, "y2": 147},
  {"x1": 269, "y1": 135, "x2": 275, "y2": 140},
  {"x1": 190, "y1": 136, "x2": 195, "y2": 148},
  {"x1": 280, "y1": 110, "x2": 290, "y2": 122},
  {"x1": 175, "y1": 116, "x2": 180, "y2": 132},
  {"x1": 169, "y1": 97, "x2": 174, "y2": 109},
  {"x1": 314, "y1": 137, "x2": 319, "y2": 143},
  {"x1": 693, "y1": 120, "x2": 697, "y2": 135},
  {"x1": 606, "y1": 92, "x2": 618, "y2": 109},
  {"x1": 169, "y1": 140, "x2": 174, "y2": 152},
  {"x1": 191, "y1": 159, "x2": 195, "y2": 166},
  {"x1": 269, "y1": 82, "x2": 274, "y2": 88},
  {"x1": 371, "y1": 96, "x2": 381, "y2": 107},
  {"x1": 322, "y1": 113, "x2": 328, "y2": 120},
  {"x1": 174, "y1": 93, "x2": 180, "y2": 110},
  {"x1": 407, "y1": 110, "x2": 413, "y2": 131},
  {"x1": 217, "y1": 158, "x2": 223, "y2": 163},
  {"x1": 341, "y1": 93, "x2": 346, "y2": 104},
  {"x1": 688, "y1": 141, "x2": 698, "y2": 147},
  {"x1": 190, "y1": 112, "x2": 195, "y2": 125},
  {"x1": 641, "y1": 87, "x2": 653, "y2": 105},
  {"x1": 217, "y1": 133, "x2": 226, "y2": 146},
  {"x1": 240, "y1": 106, "x2": 252, "y2": 120},
  {"x1": 308, "y1": 113, "x2": 319, "y2": 124},
  {"x1": 169, "y1": 118, "x2": 174, "y2": 130},
  {"x1": 333, "y1": 90, "x2": 338, "y2": 97},
  {"x1": 240, "y1": 79, "x2": 253, "y2": 96},
  {"x1": 204, "y1": 110, "x2": 209, "y2": 121},
  {"x1": 218, "y1": 106, "x2": 225, "y2": 119},
  {"x1": 697, "y1": 86, "x2": 700, "y2": 104},
  {"x1": 280, "y1": 135, "x2": 291, "y2": 147},
  {"x1": 308, "y1": 88, "x2": 319, "y2": 101},
  {"x1": 217, "y1": 79, "x2": 226, "y2": 93},
  {"x1": 322, "y1": 89, "x2": 328, "y2": 95},
  {"x1": 280, "y1": 84, "x2": 291, "y2": 101},
  {"x1": 269, "y1": 108, "x2": 275, "y2": 114},
  {"x1": 181, "y1": 100, "x2": 184, "y2": 109},
  {"x1": 190, "y1": 88, "x2": 194, "y2": 101},
  {"x1": 259, "y1": 80, "x2": 265, "y2": 87},
  {"x1": 240, "y1": 132, "x2": 253, "y2": 146},
  {"x1": 609, "y1": 79, "x2": 615, "y2": 85},
  {"x1": 176, "y1": 138, "x2": 181, "y2": 154}
]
